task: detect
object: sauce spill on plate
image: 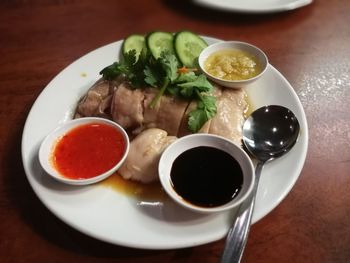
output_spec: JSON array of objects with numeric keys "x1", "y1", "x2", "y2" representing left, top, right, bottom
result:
[{"x1": 101, "y1": 173, "x2": 167, "y2": 201}]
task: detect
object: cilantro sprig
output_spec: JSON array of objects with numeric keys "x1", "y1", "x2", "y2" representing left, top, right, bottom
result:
[
  {"x1": 99, "y1": 49, "x2": 216, "y2": 133},
  {"x1": 100, "y1": 49, "x2": 146, "y2": 87}
]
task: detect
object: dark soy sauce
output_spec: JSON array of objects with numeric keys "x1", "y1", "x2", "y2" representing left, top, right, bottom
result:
[{"x1": 170, "y1": 146, "x2": 243, "y2": 207}]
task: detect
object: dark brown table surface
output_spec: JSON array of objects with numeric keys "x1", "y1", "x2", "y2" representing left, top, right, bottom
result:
[{"x1": 1, "y1": 0, "x2": 349, "y2": 262}]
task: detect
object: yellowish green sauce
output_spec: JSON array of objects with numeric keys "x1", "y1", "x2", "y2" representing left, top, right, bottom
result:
[{"x1": 204, "y1": 49, "x2": 261, "y2": 81}]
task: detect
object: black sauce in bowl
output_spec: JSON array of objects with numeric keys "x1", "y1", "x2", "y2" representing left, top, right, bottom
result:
[{"x1": 170, "y1": 146, "x2": 243, "y2": 207}]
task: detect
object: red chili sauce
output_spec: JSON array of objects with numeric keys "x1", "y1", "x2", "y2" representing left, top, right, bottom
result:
[{"x1": 51, "y1": 122, "x2": 126, "y2": 180}]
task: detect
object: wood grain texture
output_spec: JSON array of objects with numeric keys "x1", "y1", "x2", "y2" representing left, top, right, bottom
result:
[{"x1": 1, "y1": 0, "x2": 349, "y2": 262}]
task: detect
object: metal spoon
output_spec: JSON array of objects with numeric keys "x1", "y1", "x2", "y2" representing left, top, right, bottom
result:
[{"x1": 221, "y1": 105, "x2": 300, "y2": 263}]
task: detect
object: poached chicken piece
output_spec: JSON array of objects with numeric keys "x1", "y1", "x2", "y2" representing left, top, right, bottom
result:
[
  {"x1": 75, "y1": 80, "x2": 248, "y2": 183},
  {"x1": 75, "y1": 77, "x2": 123, "y2": 119},
  {"x1": 111, "y1": 82, "x2": 145, "y2": 130},
  {"x1": 118, "y1": 128, "x2": 177, "y2": 183},
  {"x1": 111, "y1": 87, "x2": 189, "y2": 136},
  {"x1": 208, "y1": 88, "x2": 247, "y2": 145},
  {"x1": 142, "y1": 89, "x2": 189, "y2": 136}
]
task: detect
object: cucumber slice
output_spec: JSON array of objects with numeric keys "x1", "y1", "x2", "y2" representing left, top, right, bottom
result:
[
  {"x1": 122, "y1": 34, "x2": 145, "y2": 60},
  {"x1": 146, "y1": 31, "x2": 175, "y2": 59},
  {"x1": 174, "y1": 31, "x2": 208, "y2": 67}
]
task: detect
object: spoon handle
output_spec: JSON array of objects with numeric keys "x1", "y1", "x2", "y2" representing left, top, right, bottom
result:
[{"x1": 220, "y1": 161, "x2": 264, "y2": 263}]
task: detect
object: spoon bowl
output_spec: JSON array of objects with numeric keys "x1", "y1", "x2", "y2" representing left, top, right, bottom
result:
[
  {"x1": 221, "y1": 105, "x2": 300, "y2": 263},
  {"x1": 243, "y1": 105, "x2": 300, "y2": 162}
]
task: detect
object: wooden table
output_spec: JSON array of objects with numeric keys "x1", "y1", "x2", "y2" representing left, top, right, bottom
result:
[{"x1": 1, "y1": 1, "x2": 349, "y2": 262}]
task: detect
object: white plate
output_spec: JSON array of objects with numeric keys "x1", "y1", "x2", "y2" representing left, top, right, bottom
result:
[
  {"x1": 21, "y1": 37, "x2": 308, "y2": 249},
  {"x1": 194, "y1": 0, "x2": 313, "y2": 13}
]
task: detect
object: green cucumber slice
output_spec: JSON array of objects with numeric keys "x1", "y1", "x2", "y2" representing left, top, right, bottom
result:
[
  {"x1": 146, "y1": 31, "x2": 175, "y2": 59},
  {"x1": 122, "y1": 34, "x2": 145, "y2": 60},
  {"x1": 174, "y1": 31, "x2": 208, "y2": 67}
]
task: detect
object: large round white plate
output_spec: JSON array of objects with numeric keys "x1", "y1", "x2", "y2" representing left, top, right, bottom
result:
[
  {"x1": 194, "y1": 0, "x2": 313, "y2": 14},
  {"x1": 21, "y1": 37, "x2": 308, "y2": 249}
]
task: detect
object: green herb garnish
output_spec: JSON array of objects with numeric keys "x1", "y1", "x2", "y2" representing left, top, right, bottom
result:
[{"x1": 99, "y1": 49, "x2": 216, "y2": 133}]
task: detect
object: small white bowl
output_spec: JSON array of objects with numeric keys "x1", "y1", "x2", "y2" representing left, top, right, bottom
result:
[
  {"x1": 39, "y1": 117, "x2": 130, "y2": 186},
  {"x1": 158, "y1": 134, "x2": 255, "y2": 213},
  {"x1": 198, "y1": 41, "x2": 268, "y2": 88}
]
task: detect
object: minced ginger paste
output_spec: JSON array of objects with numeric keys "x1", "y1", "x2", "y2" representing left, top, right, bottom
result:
[{"x1": 204, "y1": 49, "x2": 261, "y2": 81}]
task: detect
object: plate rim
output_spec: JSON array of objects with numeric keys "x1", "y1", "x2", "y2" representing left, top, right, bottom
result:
[{"x1": 193, "y1": 0, "x2": 313, "y2": 14}]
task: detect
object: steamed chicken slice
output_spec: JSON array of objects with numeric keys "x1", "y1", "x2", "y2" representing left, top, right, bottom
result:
[
  {"x1": 142, "y1": 88, "x2": 160, "y2": 125},
  {"x1": 75, "y1": 78, "x2": 118, "y2": 118},
  {"x1": 111, "y1": 82, "x2": 145, "y2": 130},
  {"x1": 208, "y1": 88, "x2": 247, "y2": 145},
  {"x1": 111, "y1": 85, "x2": 190, "y2": 136},
  {"x1": 118, "y1": 128, "x2": 177, "y2": 183},
  {"x1": 143, "y1": 89, "x2": 189, "y2": 136}
]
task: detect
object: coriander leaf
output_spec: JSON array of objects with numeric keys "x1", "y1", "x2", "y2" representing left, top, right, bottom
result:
[
  {"x1": 99, "y1": 62, "x2": 128, "y2": 80},
  {"x1": 138, "y1": 44, "x2": 149, "y2": 63},
  {"x1": 188, "y1": 93, "x2": 217, "y2": 133},
  {"x1": 128, "y1": 48, "x2": 150, "y2": 87},
  {"x1": 188, "y1": 109, "x2": 208, "y2": 133},
  {"x1": 100, "y1": 49, "x2": 138, "y2": 81},
  {"x1": 174, "y1": 71, "x2": 197, "y2": 83},
  {"x1": 166, "y1": 85, "x2": 181, "y2": 96},
  {"x1": 123, "y1": 49, "x2": 137, "y2": 66},
  {"x1": 177, "y1": 74, "x2": 213, "y2": 93},
  {"x1": 148, "y1": 52, "x2": 179, "y2": 108},
  {"x1": 128, "y1": 72, "x2": 145, "y2": 87},
  {"x1": 175, "y1": 73, "x2": 213, "y2": 98},
  {"x1": 144, "y1": 65, "x2": 159, "y2": 87},
  {"x1": 158, "y1": 52, "x2": 179, "y2": 82},
  {"x1": 199, "y1": 94, "x2": 217, "y2": 118},
  {"x1": 179, "y1": 85, "x2": 194, "y2": 98},
  {"x1": 174, "y1": 72, "x2": 197, "y2": 97}
]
